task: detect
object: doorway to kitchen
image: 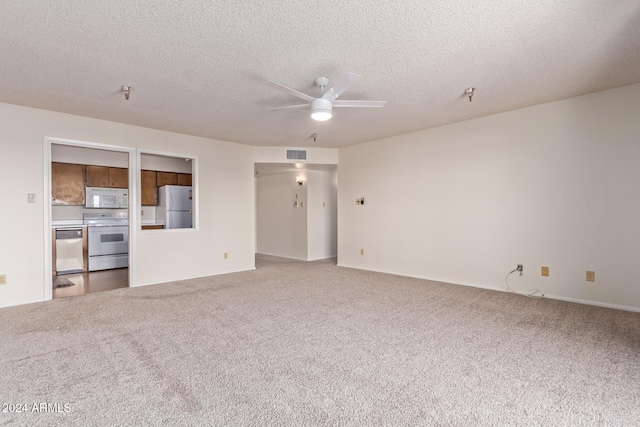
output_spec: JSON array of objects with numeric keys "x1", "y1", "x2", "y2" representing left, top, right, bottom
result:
[{"x1": 45, "y1": 138, "x2": 136, "y2": 300}]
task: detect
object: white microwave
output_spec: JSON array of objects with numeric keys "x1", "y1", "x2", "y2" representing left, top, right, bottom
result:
[{"x1": 85, "y1": 187, "x2": 128, "y2": 209}]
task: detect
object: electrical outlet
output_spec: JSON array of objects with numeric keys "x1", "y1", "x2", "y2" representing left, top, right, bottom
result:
[
  {"x1": 586, "y1": 271, "x2": 595, "y2": 282},
  {"x1": 541, "y1": 266, "x2": 549, "y2": 277},
  {"x1": 516, "y1": 264, "x2": 523, "y2": 272},
  {"x1": 360, "y1": 249, "x2": 364, "y2": 256},
  {"x1": 224, "y1": 252, "x2": 228, "y2": 259},
  {"x1": 0, "y1": 274, "x2": 6, "y2": 285}
]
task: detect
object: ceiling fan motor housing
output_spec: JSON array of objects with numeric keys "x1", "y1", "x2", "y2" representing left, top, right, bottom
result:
[
  {"x1": 314, "y1": 76, "x2": 330, "y2": 87},
  {"x1": 311, "y1": 98, "x2": 332, "y2": 121}
]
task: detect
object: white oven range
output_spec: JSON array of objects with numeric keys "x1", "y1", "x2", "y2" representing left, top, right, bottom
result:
[{"x1": 83, "y1": 212, "x2": 128, "y2": 271}]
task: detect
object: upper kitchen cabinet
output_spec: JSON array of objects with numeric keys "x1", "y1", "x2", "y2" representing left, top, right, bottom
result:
[
  {"x1": 177, "y1": 173, "x2": 192, "y2": 186},
  {"x1": 85, "y1": 165, "x2": 108, "y2": 187},
  {"x1": 141, "y1": 170, "x2": 158, "y2": 206},
  {"x1": 108, "y1": 167, "x2": 128, "y2": 188},
  {"x1": 140, "y1": 170, "x2": 191, "y2": 206},
  {"x1": 52, "y1": 162, "x2": 85, "y2": 206},
  {"x1": 156, "y1": 171, "x2": 177, "y2": 187},
  {"x1": 86, "y1": 165, "x2": 128, "y2": 188}
]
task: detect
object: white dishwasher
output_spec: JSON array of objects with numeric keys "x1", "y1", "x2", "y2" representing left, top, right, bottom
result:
[{"x1": 55, "y1": 228, "x2": 84, "y2": 274}]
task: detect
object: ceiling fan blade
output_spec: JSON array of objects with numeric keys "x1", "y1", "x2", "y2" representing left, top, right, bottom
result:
[
  {"x1": 269, "y1": 103, "x2": 309, "y2": 110},
  {"x1": 332, "y1": 100, "x2": 386, "y2": 108},
  {"x1": 321, "y1": 73, "x2": 361, "y2": 101},
  {"x1": 267, "y1": 80, "x2": 316, "y2": 102}
]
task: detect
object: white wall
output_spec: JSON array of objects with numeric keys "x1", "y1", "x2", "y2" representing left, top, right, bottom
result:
[
  {"x1": 254, "y1": 146, "x2": 338, "y2": 165},
  {"x1": 0, "y1": 102, "x2": 255, "y2": 308},
  {"x1": 338, "y1": 83, "x2": 640, "y2": 312},
  {"x1": 307, "y1": 170, "x2": 337, "y2": 260},
  {"x1": 256, "y1": 172, "x2": 308, "y2": 260},
  {"x1": 52, "y1": 144, "x2": 129, "y2": 167},
  {"x1": 140, "y1": 153, "x2": 193, "y2": 173}
]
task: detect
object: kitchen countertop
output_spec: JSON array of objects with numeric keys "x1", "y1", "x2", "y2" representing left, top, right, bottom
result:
[
  {"x1": 52, "y1": 220, "x2": 84, "y2": 227},
  {"x1": 141, "y1": 219, "x2": 164, "y2": 226},
  {"x1": 53, "y1": 220, "x2": 165, "y2": 227}
]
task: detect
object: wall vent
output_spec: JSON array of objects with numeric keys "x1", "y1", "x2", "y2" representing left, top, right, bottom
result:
[{"x1": 286, "y1": 150, "x2": 307, "y2": 160}]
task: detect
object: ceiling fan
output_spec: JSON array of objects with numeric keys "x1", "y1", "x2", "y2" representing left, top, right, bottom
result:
[{"x1": 267, "y1": 73, "x2": 386, "y2": 121}]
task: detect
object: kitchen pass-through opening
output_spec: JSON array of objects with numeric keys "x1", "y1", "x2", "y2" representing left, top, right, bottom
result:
[{"x1": 50, "y1": 142, "x2": 131, "y2": 298}]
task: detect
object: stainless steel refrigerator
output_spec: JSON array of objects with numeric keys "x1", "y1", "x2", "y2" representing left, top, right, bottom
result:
[{"x1": 157, "y1": 185, "x2": 192, "y2": 229}]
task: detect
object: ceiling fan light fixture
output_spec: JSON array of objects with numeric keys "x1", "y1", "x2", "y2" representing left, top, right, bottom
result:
[
  {"x1": 311, "y1": 98, "x2": 332, "y2": 121},
  {"x1": 311, "y1": 111, "x2": 332, "y2": 121}
]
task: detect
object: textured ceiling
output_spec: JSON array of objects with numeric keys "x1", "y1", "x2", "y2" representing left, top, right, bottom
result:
[{"x1": 1, "y1": 1, "x2": 639, "y2": 148}]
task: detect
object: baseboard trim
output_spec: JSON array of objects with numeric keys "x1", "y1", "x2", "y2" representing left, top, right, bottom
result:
[
  {"x1": 308, "y1": 255, "x2": 338, "y2": 261},
  {"x1": 0, "y1": 297, "x2": 48, "y2": 309},
  {"x1": 539, "y1": 293, "x2": 640, "y2": 313},
  {"x1": 336, "y1": 263, "x2": 640, "y2": 313},
  {"x1": 256, "y1": 252, "x2": 308, "y2": 261},
  {"x1": 133, "y1": 266, "x2": 256, "y2": 288}
]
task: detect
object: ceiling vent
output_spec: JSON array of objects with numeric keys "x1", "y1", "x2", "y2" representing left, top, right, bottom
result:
[{"x1": 286, "y1": 150, "x2": 307, "y2": 160}]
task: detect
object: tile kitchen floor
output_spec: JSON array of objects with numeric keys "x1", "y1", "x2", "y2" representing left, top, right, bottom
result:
[{"x1": 53, "y1": 268, "x2": 128, "y2": 299}]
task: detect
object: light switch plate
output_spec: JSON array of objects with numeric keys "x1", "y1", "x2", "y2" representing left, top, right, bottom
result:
[{"x1": 27, "y1": 193, "x2": 36, "y2": 203}]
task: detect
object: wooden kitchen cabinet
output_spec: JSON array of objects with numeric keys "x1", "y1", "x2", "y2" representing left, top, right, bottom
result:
[
  {"x1": 177, "y1": 173, "x2": 192, "y2": 186},
  {"x1": 86, "y1": 165, "x2": 128, "y2": 188},
  {"x1": 156, "y1": 172, "x2": 177, "y2": 186},
  {"x1": 51, "y1": 162, "x2": 85, "y2": 205},
  {"x1": 141, "y1": 170, "x2": 158, "y2": 206},
  {"x1": 108, "y1": 167, "x2": 128, "y2": 188},
  {"x1": 141, "y1": 224, "x2": 164, "y2": 230},
  {"x1": 141, "y1": 170, "x2": 191, "y2": 205},
  {"x1": 85, "y1": 165, "x2": 109, "y2": 187}
]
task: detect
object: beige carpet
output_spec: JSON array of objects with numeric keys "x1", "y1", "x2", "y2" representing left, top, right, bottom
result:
[{"x1": 1, "y1": 255, "x2": 639, "y2": 426}]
